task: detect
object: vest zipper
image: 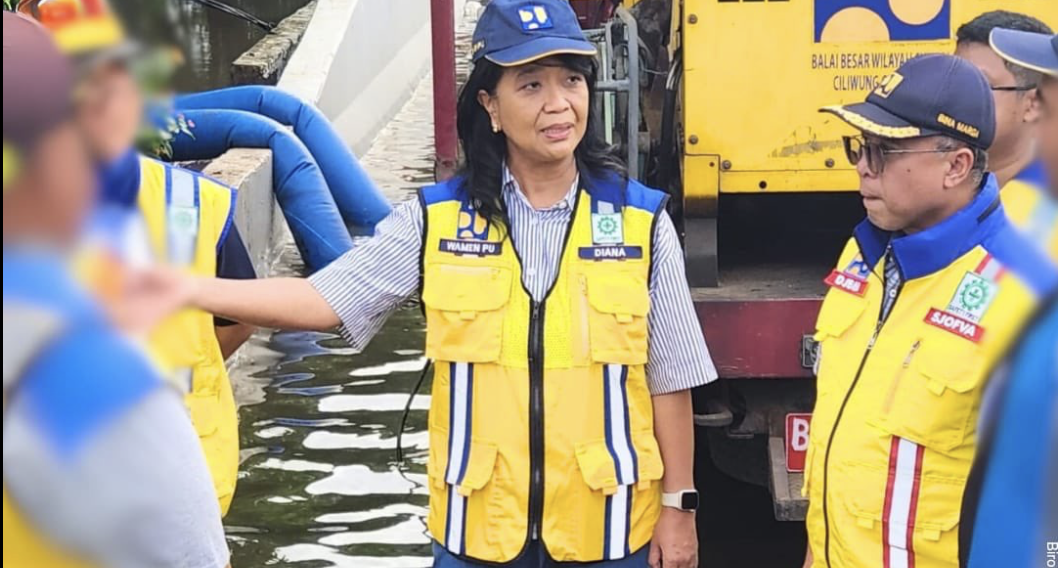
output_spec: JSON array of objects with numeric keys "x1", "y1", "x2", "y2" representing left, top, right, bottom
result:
[
  {"x1": 822, "y1": 245, "x2": 902, "y2": 567},
  {"x1": 821, "y1": 320, "x2": 881, "y2": 567},
  {"x1": 528, "y1": 300, "x2": 545, "y2": 541}
]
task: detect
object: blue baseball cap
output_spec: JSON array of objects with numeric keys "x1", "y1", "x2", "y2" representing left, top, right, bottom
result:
[
  {"x1": 820, "y1": 54, "x2": 996, "y2": 150},
  {"x1": 990, "y1": 28, "x2": 1058, "y2": 78},
  {"x1": 471, "y1": 0, "x2": 597, "y2": 66}
]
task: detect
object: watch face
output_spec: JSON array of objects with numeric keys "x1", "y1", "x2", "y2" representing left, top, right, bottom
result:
[{"x1": 681, "y1": 491, "x2": 699, "y2": 511}]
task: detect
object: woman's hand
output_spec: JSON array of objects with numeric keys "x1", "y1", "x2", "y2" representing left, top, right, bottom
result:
[{"x1": 649, "y1": 507, "x2": 698, "y2": 568}]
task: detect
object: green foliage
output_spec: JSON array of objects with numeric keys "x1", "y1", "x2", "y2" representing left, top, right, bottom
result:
[{"x1": 136, "y1": 111, "x2": 195, "y2": 160}]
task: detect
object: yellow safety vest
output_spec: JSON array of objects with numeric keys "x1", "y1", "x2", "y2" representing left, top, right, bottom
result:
[
  {"x1": 1001, "y1": 161, "x2": 1057, "y2": 263},
  {"x1": 138, "y1": 156, "x2": 240, "y2": 516},
  {"x1": 804, "y1": 179, "x2": 1053, "y2": 568},
  {"x1": 420, "y1": 174, "x2": 667, "y2": 563}
]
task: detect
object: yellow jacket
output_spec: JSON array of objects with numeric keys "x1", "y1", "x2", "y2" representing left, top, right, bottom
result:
[
  {"x1": 420, "y1": 173, "x2": 667, "y2": 563},
  {"x1": 804, "y1": 177, "x2": 1057, "y2": 568}
]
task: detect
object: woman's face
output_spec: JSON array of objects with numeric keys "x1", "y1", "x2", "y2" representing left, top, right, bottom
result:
[{"x1": 478, "y1": 57, "x2": 590, "y2": 165}]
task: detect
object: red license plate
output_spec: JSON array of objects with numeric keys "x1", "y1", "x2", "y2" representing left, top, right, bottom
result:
[{"x1": 785, "y1": 413, "x2": 812, "y2": 473}]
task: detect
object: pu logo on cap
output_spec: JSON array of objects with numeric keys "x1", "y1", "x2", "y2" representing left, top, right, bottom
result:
[
  {"x1": 873, "y1": 72, "x2": 904, "y2": 98},
  {"x1": 519, "y1": 5, "x2": 553, "y2": 31}
]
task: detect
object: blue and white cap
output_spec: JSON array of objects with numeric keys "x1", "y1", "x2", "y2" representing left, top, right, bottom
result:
[
  {"x1": 471, "y1": 0, "x2": 597, "y2": 66},
  {"x1": 990, "y1": 28, "x2": 1058, "y2": 78}
]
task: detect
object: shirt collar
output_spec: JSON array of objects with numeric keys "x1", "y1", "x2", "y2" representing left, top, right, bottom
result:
[
  {"x1": 854, "y1": 174, "x2": 1007, "y2": 281},
  {"x1": 502, "y1": 164, "x2": 579, "y2": 211}
]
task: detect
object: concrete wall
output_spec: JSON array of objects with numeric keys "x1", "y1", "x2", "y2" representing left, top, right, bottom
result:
[
  {"x1": 201, "y1": 149, "x2": 286, "y2": 277},
  {"x1": 230, "y1": 2, "x2": 318, "y2": 86},
  {"x1": 280, "y1": 0, "x2": 464, "y2": 155}
]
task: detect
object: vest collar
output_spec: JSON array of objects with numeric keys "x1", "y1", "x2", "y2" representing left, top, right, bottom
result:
[
  {"x1": 854, "y1": 174, "x2": 1005, "y2": 281},
  {"x1": 580, "y1": 168, "x2": 628, "y2": 208},
  {"x1": 96, "y1": 149, "x2": 141, "y2": 209}
]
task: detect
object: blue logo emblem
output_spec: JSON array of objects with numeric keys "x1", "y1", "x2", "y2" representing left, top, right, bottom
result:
[
  {"x1": 457, "y1": 201, "x2": 489, "y2": 240},
  {"x1": 519, "y1": 5, "x2": 553, "y2": 31},
  {"x1": 845, "y1": 255, "x2": 872, "y2": 278},
  {"x1": 815, "y1": 0, "x2": 950, "y2": 43}
]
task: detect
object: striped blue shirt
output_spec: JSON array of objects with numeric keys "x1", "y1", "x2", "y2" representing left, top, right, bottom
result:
[{"x1": 309, "y1": 169, "x2": 717, "y2": 395}]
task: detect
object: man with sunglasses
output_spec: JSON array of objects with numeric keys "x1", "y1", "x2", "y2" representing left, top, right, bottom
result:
[
  {"x1": 802, "y1": 54, "x2": 1057, "y2": 568},
  {"x1": 955, "y1": 11, "x2": 1056, "y2": 262}
]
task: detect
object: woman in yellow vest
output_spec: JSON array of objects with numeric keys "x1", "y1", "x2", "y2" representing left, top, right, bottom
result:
[
  {"x1": 159, "y1": 0, "x2": 718, "y2": 565},
  {"x1": 19, "y1": 0, "x2": 257, "y2": 516}
]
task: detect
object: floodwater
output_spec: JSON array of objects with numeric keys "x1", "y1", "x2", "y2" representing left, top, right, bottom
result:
[
  {"x1": 223, "y1": 9, "x2": 479, "y2": 567},
  {"x1": 111, "y1": 0, "x2": 313, "y2": 92}
]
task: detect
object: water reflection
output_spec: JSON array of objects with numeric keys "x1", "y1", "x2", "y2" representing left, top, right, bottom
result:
[{"x1": 111, "y1": 0, "x2": 312, "y2": 91}]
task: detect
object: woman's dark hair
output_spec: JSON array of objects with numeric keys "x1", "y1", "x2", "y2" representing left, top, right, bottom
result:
[{"x1": 454, "y1": 53, "x2": 626, "y2": 231}]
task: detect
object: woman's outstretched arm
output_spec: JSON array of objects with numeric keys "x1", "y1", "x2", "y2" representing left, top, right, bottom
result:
[
  {"x1": 192, "y1": 276, "x2": 339, "y2": 331},
  {"x1": 182, "y1": 199, "x2": 425, "y2": 343}
]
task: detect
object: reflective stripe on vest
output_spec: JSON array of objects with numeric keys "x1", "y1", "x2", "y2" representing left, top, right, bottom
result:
[
  {"x1": 804, "y1": 238, "x2": 1041, "y2": 568},
  {"x1": 420, "y1": 176, "x2": 667, "y2": 563},
  {"x1": 166, "y1": 166, "x2": 200, "y2": 392}
]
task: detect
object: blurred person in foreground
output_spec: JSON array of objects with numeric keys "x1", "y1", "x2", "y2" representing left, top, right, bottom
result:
[
  {"x1": 956, "y1": 10, "x2": 1057, "y2": 262},
  {"x1": 2, "y1": 12, "x2": 230, "y2": 568},
  {"x1": 802, "y1": 54, "x2": 1056, "y2": 568},
  {"x1": 959, "y1": 27, "x2": 1058, "y2": 568},
  {"x1": 17, "y1": 0, "x2": 256, "y2": 516}
]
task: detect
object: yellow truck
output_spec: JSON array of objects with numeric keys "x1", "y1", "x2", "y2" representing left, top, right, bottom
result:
[{"x1": 571, "y1": 0, "x2": 1057, "y2": 541}]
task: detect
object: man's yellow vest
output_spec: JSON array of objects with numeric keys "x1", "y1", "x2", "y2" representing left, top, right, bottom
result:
[
  {"x1": 804, "y1": 179, "x2": 1054, "y2": 568},
  {"x1": 137, "y1": 156, "x2": 241, "y2": 516},
  {"x1": 69, "y1": 156, "x2": 240, "y2": 518},
  {"x1": 419, "y1": 175, "x2": 667, "y2": 563},
  {"x1": 1002, "y1": 160, "x2": 1057, "y2": 263}
]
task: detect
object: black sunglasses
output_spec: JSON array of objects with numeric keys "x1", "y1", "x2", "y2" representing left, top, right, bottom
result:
[{"x1": 842, "y1": 136, "x2": 956, "y2": 175}]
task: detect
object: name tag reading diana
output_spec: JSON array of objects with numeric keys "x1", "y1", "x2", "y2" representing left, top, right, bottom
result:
[
  {"x1": 439, "y1": 238, "x2": 503, "y2": 256},
  {"x1": 578, "y1": 245, "x2": 643, "y2": 261}
]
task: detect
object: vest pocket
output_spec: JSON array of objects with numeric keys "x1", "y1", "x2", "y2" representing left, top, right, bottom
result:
[
  {"x1": 813, "y1": 286, "x2": 869, "y2": 341},
  {"x1": 422, "y1": 265, "x2": 512, "y2": 363},
  {"x1": 584, "y1": 274, "x2": 650, "y2": 365},
  {"x1": 870, "y1": 329, "x2": 984, "y2": 452},
  {"x1": 574, "y1": 432, "x2": 664, "y2": 494},
  {"x1": 427, "y1": 428, "x2": 499, "y2": 494},
  {"x1": 839, "y1": 458, "x2": 961, "y2": 559}
]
